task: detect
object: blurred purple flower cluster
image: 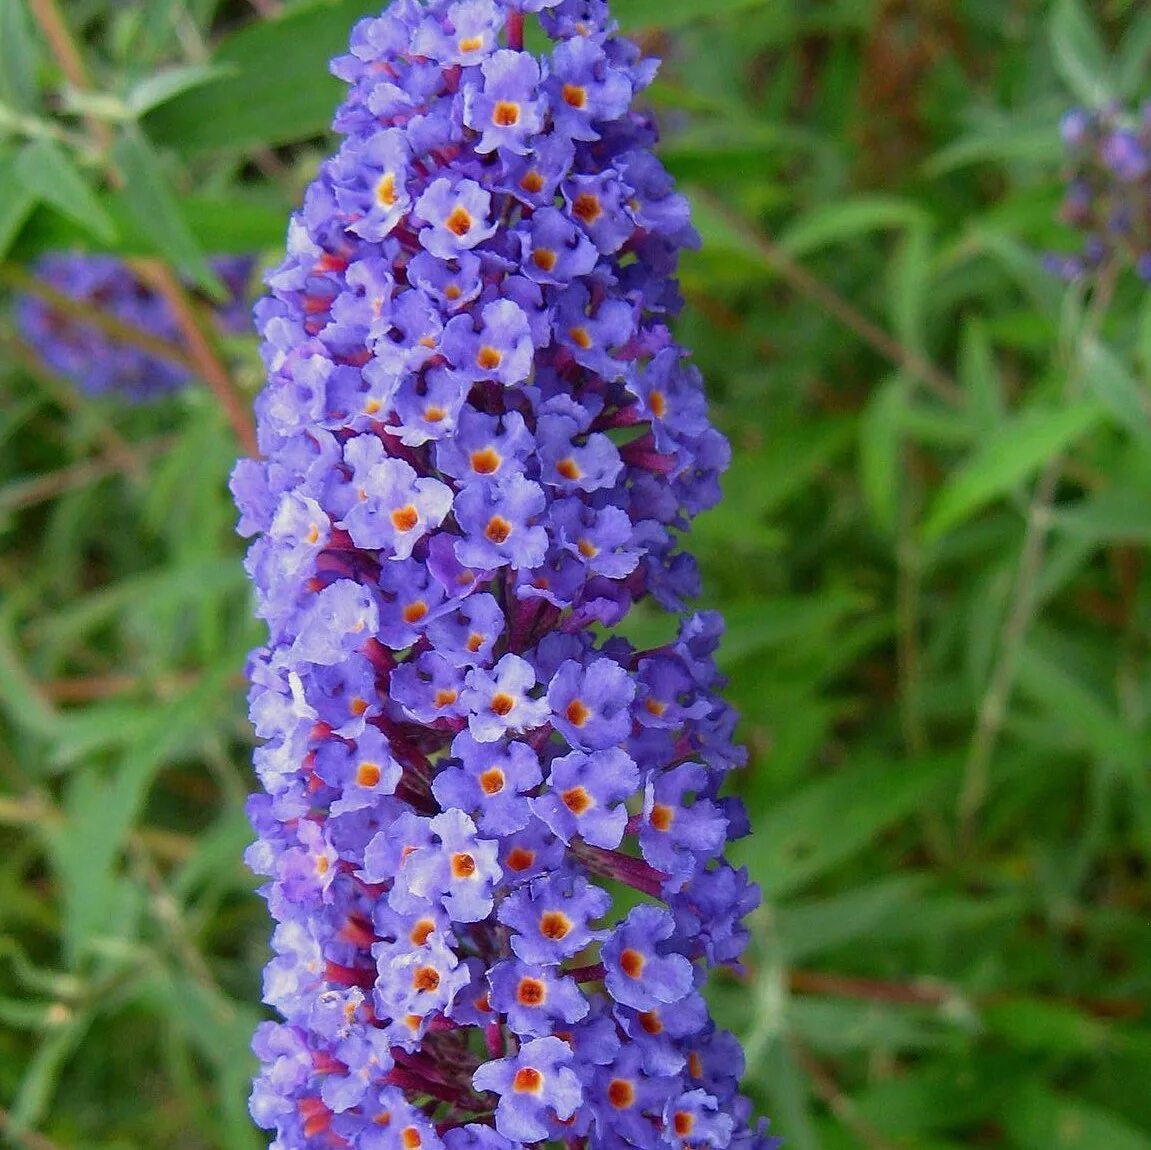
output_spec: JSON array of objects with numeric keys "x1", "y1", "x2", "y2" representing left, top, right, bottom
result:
[
  {"x1": 15, "y1": 253, "x2": 254, "y2": 401},
  {"x1": 1050, "y1": 103, "x2": 1151, "y2": 280},
  {"x1": 232, "y1": 0, "x2": 776, "y2": 1147}
]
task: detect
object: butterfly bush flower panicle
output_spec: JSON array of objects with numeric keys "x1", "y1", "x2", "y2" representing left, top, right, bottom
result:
[
  {"x1": 1050, "y1": 102, "x2": 1151, "y2": 281},
  {"x1": 16, "y1": 253, "x2": 254, "y2": 401},
  {"x1": 233, "y1": 0, "x2": 780, "y2": 1147}
]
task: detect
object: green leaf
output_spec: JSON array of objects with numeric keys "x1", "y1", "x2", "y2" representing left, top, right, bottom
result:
[
  {"x1": 124, "y1": 62, "x2": 239, "y2": 117},
  {"x1": 888, "y1": 221, "x2": 932, "y2": 352},
  {"x1": 983, "y1": 999, "x2": 1112, "y2": 1057},
  {"x1": 774, "y1": 876, "x2": 928, "y2": 963},
  {"x1": 922, "y1": 402, "x2": 1107, "y2": 541},
  {"x1": 1006, "y1": 1084, "x2": 1151, "y2": 1150},
  {"x1": 716, "y1": 594, "x2": 871, "y2": 667},
  {"x1": 145, "y1": 0, "x2": 382, "y2": 152},
  {"x1": 1054, "y1": 488, "x2": 1151, "y2": 544},
  {"x1": 0, "y1": 148, "x2": 38, "y2": 258},
  {"x1": 15, "y1": 139, "x2": 118, "y2": 242},
  {"x1": 778, "y1": 196, "x2": 928, "y2": 259},
  {"x1": 1015, "y1": 645, "x2": 1144, "y2": 773},
  {"x1": 1080, "y1": 337, "x2": 1151, "y2": 451},
  {"x1": 959, "y1": 318, "x2": 1006, "y2": 430},
  {"x1": 1116, "y1": 10, "x2": 1151, "y2": 99},
  {"x1": 743, "y1": 754, "x2": 957, "y2": 899},
  {"x1": 1049, "y1": 0, "x2": 1113, "y2": 106},
  {"x1": 110, "y1": 126, "x2": 221, "y2": 295},
  {"x1": 858, "y1": 374, "x2": 907, "y2": 534},
  {"x1": 0, "y1": 0, "x2": 39, "y2": 112}
]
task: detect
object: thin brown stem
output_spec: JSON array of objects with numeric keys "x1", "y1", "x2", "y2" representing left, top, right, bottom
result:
[
  {"x1": 791, "y1": 1038, "x2": 904, "y2": 1150},
  {"x1": 696, "y1": 191, "x2": 962, "y2": 407},
  {"x1": 133, "y1": 260, "x2": 259, "y2": 456},
  {"x1": 26, "y1": 0, "x2": 114, "y2": 154}
]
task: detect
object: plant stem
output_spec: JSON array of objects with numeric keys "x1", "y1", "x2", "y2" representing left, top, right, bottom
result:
[
  {"x1": 958, "y1": 268, "x2": 1117, "y2": 847},
  {"x1": 133, "y1": 260, "x2": 259, "y2": 456},
  {"x1": 26, "y1": 0, "x2": 114, "y2": 153}
]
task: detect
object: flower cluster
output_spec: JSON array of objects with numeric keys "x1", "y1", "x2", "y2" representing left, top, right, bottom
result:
[
  {"x1": 1050, "y1": 103, "x2": 1151, "y2": 280},
  {"x1": 233, "y1": 1, "x2": 776, "y2": 1147},
  {"x1": 15, "y1": 252, "x2": 254, "y2": 400}
]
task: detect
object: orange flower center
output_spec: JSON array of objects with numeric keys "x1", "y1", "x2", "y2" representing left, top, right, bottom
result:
[
  {"x1": 562, "y1": 83, "x2": 587, "y2": 108},
  {"x1": 572, "y1": 192, "x2": 602, "y2": 223},
  {"x1": 391, "y1": 504, "x2": 419, "y2": 532},
  {"x1": 485, "y1": 516, "x2": 512, "y2": 544},
  {"x1": 608, "y1": 1079, "x2": 636, "y2": 1109},
  {"x1": 412, "y1": 966, "x2": 440, "y2": 992},
  {"x1": 446, "y1": 206, "x2": 474, "y2": 236},
  {"x1": 516, "y1": 977, "x2": 546, "y2": 1006},
  {"x1": 479, "y1": 767, "x2": 505, "y2": 795},
  {"x1": 470, "y1": 447, "x2": 501, "y2": 474},
  {"x1": 493, "y1": 101, "x2": 521, "y2": 126},
  {"x1": 620, "y1": 948, "x2": 645, "y2": 979},
  {"x1": 539, "y1": 910, "x2": 572, "y2": 939},
  {"x1": 565, "y1": 698, "x2": 591, "y2": 726},
  {"x1": 356, "y1": 761, "x2": 382, "y2": 788},
  {"x1": 513, "y1": 1067, "x2": 543, "y2": 1094}
]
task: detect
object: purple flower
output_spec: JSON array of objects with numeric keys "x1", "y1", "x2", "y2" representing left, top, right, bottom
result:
[
  {"x1": 532, "y1": 747, "x2": 639, "y2": 848},
  {"x1": 1052, "y1": 103, "x2": 1151, "y2": 278},
  {"x1": 16, "y1": 252, "x2": 254, "y2": 402},
  {"x1": 464, "y1": 49, "x2": 544, "y2": 154},
  {"x1": 235, "y1": 2, "x2": 775, "y2": 1146},
  {"x1": 471, "y1": 1036, "x2": 582, "y2": 1141},
  {"x1": 547, "y1": 656, "x2": 635, "y2": 750},
  {"x1": 415, "y1": 177, "x2": 498, "y2": 258}
]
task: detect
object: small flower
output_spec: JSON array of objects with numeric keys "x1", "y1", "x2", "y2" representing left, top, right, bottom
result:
[{"x1": 471, "y1": 1036, "x2": 583, "y2": 1141}]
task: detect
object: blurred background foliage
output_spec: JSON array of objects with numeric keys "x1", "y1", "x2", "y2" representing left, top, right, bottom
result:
[{"x1": 1, "y1": 0, "x2": 1149, "y2": 1147}]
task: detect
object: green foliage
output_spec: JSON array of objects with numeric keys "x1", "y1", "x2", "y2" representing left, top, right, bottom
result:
[{"x1": 1, "y1": 0, "x2": 1149, "y2": 1148}]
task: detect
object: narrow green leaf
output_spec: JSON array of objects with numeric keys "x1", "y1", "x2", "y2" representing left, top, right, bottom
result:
[
  {"x1": 1116, "y1": 10, "x2": 1151, "y2": 98},
  {"x1": 1015, "y1": 645, "x2": 1144, "y2": 772},
  {"x1": 717, "y1": 594, "x2": 870, "y2": 668},
  {"x1": 1054, "y1": 488, "x2": 1151, "y2": 544},
  {"x1": 15, "y1": 139, "x2": 118, "y2": 242},
  {"x1": 959, "y1": 318, "x2": 1006, "y2": 430},
  {"x1": 110, "y1": 127, "x2": 221, "y2": 294},
  {"x1": 858, "y1": 374, "x2": 906, "y2": 535},
  {"x1": 922, "y1": 402, "x2": 1106, "y2": 541},
  {"x1": 0, "y1": 149, "x2": 38, "y2": 258},
  {"x1": 743, "y1": 754, "x2": 957, "y2": 899},
  {"x1": 888, "y1": 221, "x2": 932, "y2": 352},
  {"x1": 983, "y1": 999, "x2": 1111, "y2": 1057},
  {"x1": 0, "y1": 0, "x2": 40, "y2": 112},
  {"x1": 774, "y1": 876, "x2": 928, "y2": 963},
  {"x1": 125, "y1": 62, "x2": 239, "y2": 117},
  {"x1": 1006, "y1": 1084, "x2": 1151, "y2": 1150},
  {"x1": 617, "y1": 0, "x2": 781, "y2": 30},
  {"x1": 778, "y1": 197, "x2": 928, "y2": 259},
  {"x1": 1080, "y1": 336, "x2": 1151, "y2": 451},
  {"x1": 1049, "y1": 0, "x2": 1113, "y2": 106}
]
